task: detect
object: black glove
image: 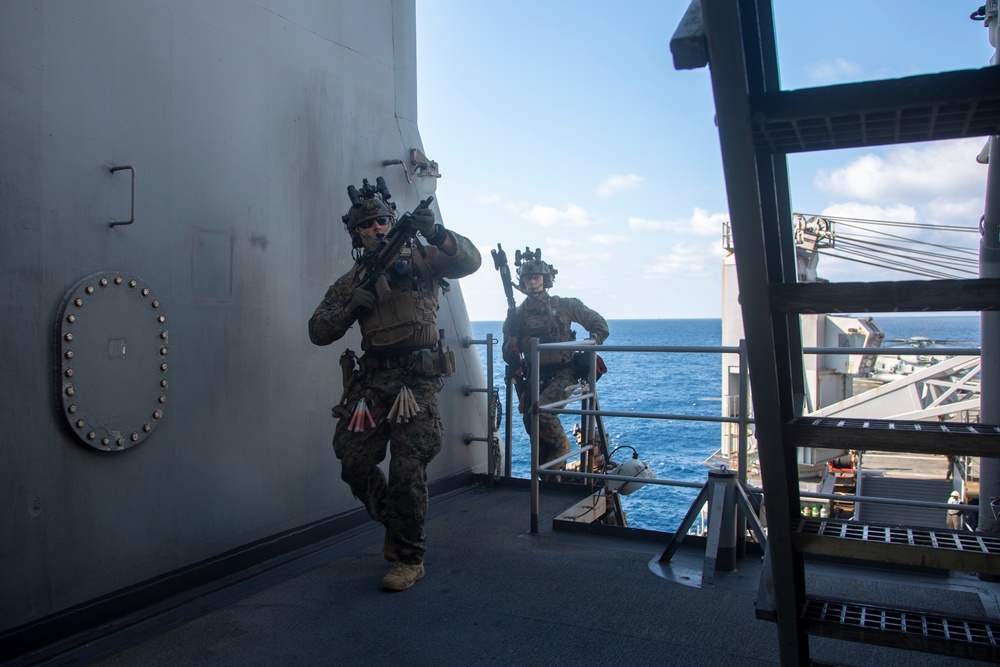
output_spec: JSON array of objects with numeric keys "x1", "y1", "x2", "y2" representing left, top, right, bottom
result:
[
  {"x1": 346, "y1": 287, "x2": 376, "y2": 316},
  {"x1": 410, "y1": 206, "x2": 436, "y2": 238}
]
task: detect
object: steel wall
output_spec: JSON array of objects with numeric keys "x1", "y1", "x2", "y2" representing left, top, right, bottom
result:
[{"x1": 0, "y1": 0, "x2": 487, "y2": 631}]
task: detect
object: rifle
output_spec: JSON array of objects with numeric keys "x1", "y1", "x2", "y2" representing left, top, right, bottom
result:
[
  {"x1": 491, "y1": 243, "x2": 527, "y2": 390},
  {"x1": 355, "y1": 194, "x2": 434, "y2": 302}
]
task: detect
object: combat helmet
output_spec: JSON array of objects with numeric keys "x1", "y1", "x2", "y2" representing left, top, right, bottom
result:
[
  {"x1": 515, "y1": 247, "x2": 557, "y2": 291},
  {"x1": 342, "y1": 176, "x2": 397, "y2": 250}
]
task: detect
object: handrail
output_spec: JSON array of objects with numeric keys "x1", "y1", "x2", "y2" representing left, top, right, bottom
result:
[
  {"x1": 518, "y1": 335, "x2": 983, "y2": 537},
  {"x1": 108, "y1": 165, "x2": 135, "y2": 227},
  {"x1": 461, "y1": 333, "x2": 501, "y2": 484}
]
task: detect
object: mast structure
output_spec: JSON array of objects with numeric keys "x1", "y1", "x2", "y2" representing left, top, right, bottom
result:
[{"x1": 979, "y1": 0, "x2": 1000, "y2": 539}]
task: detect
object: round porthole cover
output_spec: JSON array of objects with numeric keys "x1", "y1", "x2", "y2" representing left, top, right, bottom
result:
[{"x1": 58, "y1": 271, "x2": 168, "y2": 452}]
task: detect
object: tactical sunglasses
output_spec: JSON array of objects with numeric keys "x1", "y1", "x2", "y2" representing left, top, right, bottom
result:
[{"x1": 358, "y1": 216, "x2": 392, "y2": 229}]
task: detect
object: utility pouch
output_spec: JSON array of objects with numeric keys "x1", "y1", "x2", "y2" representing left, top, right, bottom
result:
[
  {"x1": 409, "y1": 347, "x2": 455, "y2": 377},
  {"x1": 440, "y1": 348, "x2": 456, "y2": 377},
  {"x1": 416, "y1": 349, "x2": 434, "y2": 375}
]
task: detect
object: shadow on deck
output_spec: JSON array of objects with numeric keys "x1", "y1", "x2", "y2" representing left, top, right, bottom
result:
[{"x1": 16, "y1": 483, "x2": 1000, "y2": 667}]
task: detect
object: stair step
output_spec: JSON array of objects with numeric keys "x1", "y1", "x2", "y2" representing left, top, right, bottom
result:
[
  {"x1": 786, "y1": 417, "x2": 1000, "y2": 457},
  {"x1": 753, "y1": 66, "x2": 1000, "y2": 155},
  {"x1": 755, "y1": 589, "x2": 1000, "y2": 662},
  {"x1": 791, "y1": 517, "x2": 1000, "y2": 574},
  {"x1": 800, "y1": 595, "x2": 1000, "y2": 663},
  {"x1": 769, "y1": 277, "x2": 1000, "y2": 314},
  {"x1": 757, "y1": 593, "x2": 1000, "y2": 662}
]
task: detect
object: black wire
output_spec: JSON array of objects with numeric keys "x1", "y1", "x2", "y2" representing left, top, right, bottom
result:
[
  {"x1": 794, "y1": 213, "x2": 980, "y2": 280},
  {"x1": 800, "y1": 213, "x2": 978, "y2": 233},
  {"x1": 830, "y1": 238, "x2": 978, "y2": 275}
]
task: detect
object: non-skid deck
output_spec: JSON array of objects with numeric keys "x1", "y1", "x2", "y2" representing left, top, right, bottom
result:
[{"x1": 24, "y1": 484, "x2": 1000, "y2": 667}]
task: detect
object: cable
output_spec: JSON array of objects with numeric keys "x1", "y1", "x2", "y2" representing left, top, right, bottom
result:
[{"x1": 794, "y1": 213, "x2": 981, "y2": 280}]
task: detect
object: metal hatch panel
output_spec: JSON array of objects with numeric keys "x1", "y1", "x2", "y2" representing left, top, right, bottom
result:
[{"x1": 57, "y1": 271, "x2": 168, "y2": 452}]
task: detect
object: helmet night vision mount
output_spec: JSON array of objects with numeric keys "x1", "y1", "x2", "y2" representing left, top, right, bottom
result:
[
  {"x1": 343, "y1": 176, "x2": 398, "y2": 250},
  {"x1": 515, "y1": 247, "x2": 557, "y2": 291}
]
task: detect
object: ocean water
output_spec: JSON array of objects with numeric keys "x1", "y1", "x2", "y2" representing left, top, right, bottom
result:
[{"x1": 469, "y1": 315, "x2": 981, "y2": 532}]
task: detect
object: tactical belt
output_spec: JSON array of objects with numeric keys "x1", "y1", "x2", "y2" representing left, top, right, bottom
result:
[
  {"x1": 360, "y1": 354, "x2": 415, "y2": 370},
  {"x1": 539, "y1": 361, "x2": 572, "y2": 374},
  {"x1": 361, "y1": 345, "x2": 432, "y2": 369},
  {"x1": 360, "y1": 345, "x2": 455, "y2": 376}
]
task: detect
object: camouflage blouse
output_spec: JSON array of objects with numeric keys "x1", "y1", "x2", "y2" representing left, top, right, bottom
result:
[
  {"x1": 309, "y1": 232, "x2": 481, "y2": 352},
  {"x1": 502, "y1": 293, "x2": 608, "y2": 367}
]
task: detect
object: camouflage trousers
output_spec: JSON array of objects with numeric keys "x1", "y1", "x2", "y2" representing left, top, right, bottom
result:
[
  {"x1": 520, "y1": 367, "x2": 575, "y2": 467},
  {"x1": 333, "y1": 368, "x2": 444, "y2": 565}
]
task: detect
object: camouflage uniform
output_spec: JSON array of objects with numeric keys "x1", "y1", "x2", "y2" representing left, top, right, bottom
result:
[
  {"x1": 502, "y1": 294, "x2": 608, "y2": 466},
  {"x1": 309, "y1": 233, "x2": 480, "y2": 565}
]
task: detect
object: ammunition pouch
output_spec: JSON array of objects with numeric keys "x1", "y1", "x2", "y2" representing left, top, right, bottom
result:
[{"x1": 412, "y1": 347, "x2": 456, "y2": 377}]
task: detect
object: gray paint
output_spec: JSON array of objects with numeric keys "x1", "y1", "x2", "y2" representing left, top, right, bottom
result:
[{"x1": 0, "y1": 0, "x2": 489, "y2": 631}]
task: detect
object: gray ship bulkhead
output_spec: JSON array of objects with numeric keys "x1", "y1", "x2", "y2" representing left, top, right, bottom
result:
[{"x1": 0, "y1": 0, "x2": 489, "y2": 653}]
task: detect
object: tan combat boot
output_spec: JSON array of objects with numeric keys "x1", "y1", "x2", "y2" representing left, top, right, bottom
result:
[
  {"x1": 381, "y1": 563, "x2": 424, "y2": 591},
  {"x1": 383, "y1": 531, "x2": 398, "y2": 562}
]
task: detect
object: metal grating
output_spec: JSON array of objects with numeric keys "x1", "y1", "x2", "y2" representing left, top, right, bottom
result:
[
  {"x1": 795, "y1": 417, "x2": 1000, "y2": 436},
  {"x1": 756, "y1": 100, "x2": 1000, "y2": 154},
  {"x1": 787, "y1": 417, "x2": 1000, "y2": 458},
  {"x1": 795, "y1": 518, "x2": 1000, "y2": 556},
  {"x1": 801, "y1": 596, "x2": 1000, "y2": 662},
  {"x1": 751, "y1": 67, "x2": 1000, "y2": 155}
]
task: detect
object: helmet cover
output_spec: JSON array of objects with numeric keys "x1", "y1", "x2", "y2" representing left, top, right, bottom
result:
[
  {"x1": 342, "y1": 177, "x2": 397, "y2": 249},
  {"x1": 515, "y1": 247, "x2": 556, "y2": 290}
]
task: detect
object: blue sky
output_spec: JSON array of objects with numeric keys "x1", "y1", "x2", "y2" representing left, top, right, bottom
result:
[{"x1": 415, "y1": 2, "x2": 995, "y2": 321}]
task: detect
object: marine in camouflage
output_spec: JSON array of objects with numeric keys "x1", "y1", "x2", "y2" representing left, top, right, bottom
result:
[
  {"x1": 502, "y1": 257, "x2": 608, "y2": 469},
  {"x1": 332, "y1": 369, "x2": 444, "y2": 564},
  {"x1": 309, "y1": 185, "x2": 480, "y2": 568}
]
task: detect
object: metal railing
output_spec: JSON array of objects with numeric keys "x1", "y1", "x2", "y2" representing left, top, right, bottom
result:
[
  {"x1": 517, "y1": 338, "x2": 982, "y2": 537},
  {"x1": 525, "y1": 337, "x2": 753, "y2": 535},
  {"x1": 461, "y1": 334, "x2": 502, "y2": 484}
]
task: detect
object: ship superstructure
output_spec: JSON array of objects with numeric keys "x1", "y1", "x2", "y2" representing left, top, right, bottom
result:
[
  {"x1": 677, "y1": 0, "x2": 1000, "y2": 661},
  {"x1": 5, "y1": 2, "x2": 1000, "y2": 666},
  {"x1": 0, "y1": 1, "x2": 490, "y2": 658}
]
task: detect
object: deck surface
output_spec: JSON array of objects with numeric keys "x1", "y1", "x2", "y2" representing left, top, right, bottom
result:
[{"x1": 34, "y1": 483, "x2": 999, "y2": 666}]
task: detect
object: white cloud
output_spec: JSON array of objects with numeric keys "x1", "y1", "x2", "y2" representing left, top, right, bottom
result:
[
  {"x1": 627, "y1": 207, "x2": 728, "y2": 237},
  {"x1": 643, "y1": 241, "x2": 724, "y2": 278},
  {"x1": 473, "y1": 192, "x2": 506, "y2": 205},
  {"x1": 628, "y1": 216, "x2": 664, "y2": 232},
  {"x1": 687, "y1": 208, "x2": 729, "y2": 237},
  {"x1": 925, "y1": 197, "x2": 984, "y2": 225},
  {"x1": 521, "y1": 202, "x2": 593, "y2": 227},
  {"x1": 819, "y1": 202, "x2": 918, "y2": 223},
  {"x1": 596, "y1": 173, "x2": 644, "y2": 198},
  {"x1": 470, "y1": 192, "x2": 598, "y2": 228},
  {"x1": 803, "y1": 58, "x2": 862, "y2": 85},
  {"x1": 548, "y1": 250, "x2": 614, "y2": 265},
  {"x1": 588, "y1": 233, "x2": 628, "y2": 245},
  {"x1": 815, "y1": 139, "x2": 987, "y2": 204}
]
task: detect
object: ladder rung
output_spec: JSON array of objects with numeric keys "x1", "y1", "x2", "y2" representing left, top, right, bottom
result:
[
  {"x1": 769, "y1": 278, "x2": 1000, "y2": 314},
  {"x1": 797, "y1": 594, "x2": 1000, "y2": 663},
  {"x1": 753, "y1": 66, "x2": 1000, "y2": 155},
  {"x1": 786, "y1": 417, "x2": 1000, "y2": 457},
  {"x1": 792, "y1": 518, "x2": 1000, "y2": 574}
]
